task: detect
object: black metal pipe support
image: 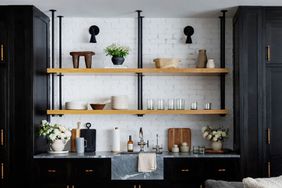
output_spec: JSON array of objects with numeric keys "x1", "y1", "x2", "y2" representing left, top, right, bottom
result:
[
  {"x1": 50, "y1": 9, "x2": 56, "y2": 111},
  {"x1": 137, "y1": 10, "x2": 143, "y2": 117},
  {"x1": 58, "y1": 16, "x2": 63, "y2": 112},
  {"x1": 220, "y1": 10, "x2": 227, "y2": 111}
]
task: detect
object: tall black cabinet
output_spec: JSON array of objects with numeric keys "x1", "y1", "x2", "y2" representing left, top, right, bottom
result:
[
  {"x1": 0, "y1": 6, "x2": 49, "y2": 188},
  {"x1": 234, "y1": 6, "x2": 282, "y2": 178}
]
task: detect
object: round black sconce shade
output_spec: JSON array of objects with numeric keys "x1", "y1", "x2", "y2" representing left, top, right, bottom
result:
[
  {"x1": 89, "y1": 25, "x2": 100, "y2": 43},
  {"x1": 184, "y1": 26, "x2": 194, "y2": 44}
]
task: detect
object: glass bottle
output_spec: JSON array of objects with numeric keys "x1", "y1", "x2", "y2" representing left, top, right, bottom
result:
[{"x1": 127, "y1": 135, "x2": 134, "y2": 152}]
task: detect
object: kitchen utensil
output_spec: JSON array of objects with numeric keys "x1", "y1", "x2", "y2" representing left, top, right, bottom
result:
[
  {"x1": 80, "y1": 122, "x2": 96, "y2": 152},
  {"x1": 168, "y1": 128, "x2": 191, "y2": 152}
]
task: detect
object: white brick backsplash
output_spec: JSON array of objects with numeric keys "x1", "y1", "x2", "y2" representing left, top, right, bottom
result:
[{"x1": 50, "y1": 17, "x2": 233, "y2": 152}]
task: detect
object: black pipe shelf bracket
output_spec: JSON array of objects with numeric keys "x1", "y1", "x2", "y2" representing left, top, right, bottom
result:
[
  {"x1": 49, "y1": 9, "x2": 56, "y2": 114},
  {"x1": 136, "y1": 10, "x2": 144, "y2": 117},
  {"x1": 219, "y1": 10, "x2": 227, "y2": 114},
  {"x1": 58, "y1": 16, "x2": 64, "y2": 116}
]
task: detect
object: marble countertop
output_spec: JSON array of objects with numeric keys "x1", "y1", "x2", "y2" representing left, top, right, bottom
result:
[{"x1": 33, "y1": 151, "x2": 240, "y2": 159}]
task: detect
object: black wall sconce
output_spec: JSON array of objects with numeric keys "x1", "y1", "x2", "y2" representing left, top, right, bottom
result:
[
  {"x1": 184, "y1": 26, "x2": 194, "y2": 44},
  {"x1": 89, "y1": 25, "x2": 100, "y2": 43}
]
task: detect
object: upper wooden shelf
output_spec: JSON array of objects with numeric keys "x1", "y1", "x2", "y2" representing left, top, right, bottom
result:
[
  {"x1": 47, "y1": 68, "x2": 229, "y2": 75},
  {"x1": 47, "y1": 109, "x2": 228, "y2": 115}
]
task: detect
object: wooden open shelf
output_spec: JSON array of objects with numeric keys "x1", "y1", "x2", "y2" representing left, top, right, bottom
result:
[
  {"x1": 47, "y1": 109, "x2": 228, "y2": 115},
  {"x1": 47, "y1": 68, "x2": 229, "y2": 75}
]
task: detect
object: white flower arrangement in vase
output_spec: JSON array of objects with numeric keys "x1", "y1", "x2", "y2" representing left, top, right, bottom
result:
[
  {"x1": 39, "y1": 120, "x2": 71, "y2": 152},
  {"x1": 201, "y1": 126, "x2": 229, "y2": 151}
]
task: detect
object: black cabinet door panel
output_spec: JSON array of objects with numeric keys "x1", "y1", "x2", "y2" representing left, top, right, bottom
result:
[{"x1": 266, "y1": 66, "x2": 282, "y2": 177}]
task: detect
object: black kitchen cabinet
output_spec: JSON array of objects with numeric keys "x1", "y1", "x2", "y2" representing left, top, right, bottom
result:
[
  {"x1": 34, "y1": 159, "x2": 111, "y2": 188},
  {"x1": 164, "y1": 158, "x2": 240, "y2": 188},
  {"x1": 234, "y1": 6, "x2": 282, "y2": 178},
  {"x1": 0, "y1": 6, "x2": 49, "y2": 188}
]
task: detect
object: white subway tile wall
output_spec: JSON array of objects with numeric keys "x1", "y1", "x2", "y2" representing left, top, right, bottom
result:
[{"x1": 51, "y1": 17, "x2": 233, "y2": 151}]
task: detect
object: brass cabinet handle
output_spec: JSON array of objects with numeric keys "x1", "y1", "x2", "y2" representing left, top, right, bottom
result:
[
  {"x1": 1, "y1": 44, "x2": 3, "y2": 61},
  {"x1": 218, "y1": 168, "x2": 226, "y2": 172},
  {"x1": 67, "y1": 186, "x2": 69, "y2": 188},
  {"x1": 139, "y1": 185, "x2": 141, "y2": 188},
  {"x1": 267, "y1": 128, "x2": 271, "y2": 144},
  {"x1": 85, "y1": 169, "x2": 94, "y2": 173},
  {"x1": 181, "y1": 169, "x2": 190, "y2": 172},
  {"x1": 268, "y1": 162, "x2": 271, "y2": 177},
  {"x1": 0, "y1": 129, "x2": 3, "y2": 145},
  {"x1": 72, "y1": 185, "x2": 75, "y2": 188},
  {"x1": 1, "y1": 163, "x2": 4, "y2": 179},
  {"x1": 133, "y1": 185, "x2": 136, "y2": 188},
  {"x1": 47, "y1": 169, "x2": 56, "y2": 173},
  {"x1": 266, "y1": 45, "x2": 271, "y2": 62}
]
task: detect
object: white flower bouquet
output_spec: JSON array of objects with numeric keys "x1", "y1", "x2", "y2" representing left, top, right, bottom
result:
[
  {"x1": 39, "y1": 120, "x2": 71, "y2": 143},
  {"x1": 104, "y1": 43, "x2": 129, "y2": 57},
  {"x1": 201, "y1": 126, "x2": 229, "y2": 142}
]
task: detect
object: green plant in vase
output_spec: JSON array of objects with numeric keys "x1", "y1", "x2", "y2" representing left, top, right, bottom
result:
[{"x1": 105, "y1": 43, "x2": 129, "y2": 65}]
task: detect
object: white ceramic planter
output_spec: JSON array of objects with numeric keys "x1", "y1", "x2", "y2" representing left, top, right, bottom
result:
[
  {"x1": 50, "y1": 139, "x2": 65, "y2": 151},
  {"x1": 211, "y1": 141, "x2": 222, "y2": 151}
]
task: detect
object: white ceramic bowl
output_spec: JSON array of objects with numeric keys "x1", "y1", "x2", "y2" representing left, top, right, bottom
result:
[{"x1": 65, "y1": 101, "x2": 88, "y2": 110}]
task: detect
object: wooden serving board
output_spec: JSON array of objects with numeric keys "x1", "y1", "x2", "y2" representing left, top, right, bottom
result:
[{"x1": 168, "y1": 128, "x2": 191, "y2": 152}]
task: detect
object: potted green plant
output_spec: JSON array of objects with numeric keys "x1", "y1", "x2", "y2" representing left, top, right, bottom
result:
[
  {"x1": 104, "y1": 43, "x2": 129, "y2": 65},
  {"x1": 201, "y1": 126, "x2": 229, "y2": 151}
]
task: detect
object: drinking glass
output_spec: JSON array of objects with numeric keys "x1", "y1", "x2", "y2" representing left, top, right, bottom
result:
[
  {"x1": 204, "y1": 102, "x2": 212, "y2": 110},
  {"x1": 191, "y1": 102, "x2": 198, "y2": 110},
  {"x1": 167, "y1": 99, "x2": 175, "y2": 110},
  {"x1": 157, "y1": 99, "x2": 165, "y2": 110},
  {"x1": 176, "y1": 98, "x2": 185, "y2": 110},
  {"x1": 147, "y1": 99, "x2": 154, "y2": 110}
]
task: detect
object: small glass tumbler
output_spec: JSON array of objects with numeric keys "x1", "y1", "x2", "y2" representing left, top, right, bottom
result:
[
  {"x1": 147, "y1": 99, "x2": 154, "y2": 110},
  {"x1": 157, "y1": 99, "x2": 165, "y2": 110},
  {"x1": 167, "y1": 99, "x2": 175, "y2": 110},
  {"x1": 193, "y1": 146, "x2": 199, "y2": 154},
  {"x1": 199, "y1": 146, "x2": 205, "y2": 154},
  {"x1": 176, "y1": 98, "x2": 185, "y2": 110},
  {"x1": 191, "y1": 102, "x2": 198, "y2": 110},
  {"x1": 204, "y1": 102, "x2": 212, "y2": 110}
]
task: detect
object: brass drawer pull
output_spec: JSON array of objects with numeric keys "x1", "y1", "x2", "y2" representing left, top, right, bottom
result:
[
  {"x1": 1, "y1": 163, "x2": 4, "y2": 179},
  {"x1": 218, "y1": 168, "x2": 226, "y2": 172},
  {"x1": 47, "y1": 169, "x2": 56, "y2": 173},
  {"x1": 1, "y1": 44, "x2": 3, "y2": 61},
  {"x1": 72, "y1": 185, "x2": 75, "y2": 188},
  {"x1": 139, "y1": 185, "x2": 141, "y2": 188},
  {"x1": 1, "y1": 129, "x2": 4, "y2": 146},
  {"x1": 181, "y1": 169, "x2": 190, "y2": 172},
  {"x1": 134, "y1": 185, "x2": 136, "y2": 188},
  {"x1": 85, "y1": 169, "x2": 94, "y2": 173},
  {"x1": 266, "y1": 45, "x2": 271, "y2": 62}
]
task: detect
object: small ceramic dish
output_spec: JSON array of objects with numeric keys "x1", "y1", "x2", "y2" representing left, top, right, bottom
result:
[{"x1": 90, "y1": 103, "x2": 106, "y2": 110}]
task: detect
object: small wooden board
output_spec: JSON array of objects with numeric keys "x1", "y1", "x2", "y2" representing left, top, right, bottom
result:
[{"x1": 168, "y1": 128, "x2": 191, "y2": 152}]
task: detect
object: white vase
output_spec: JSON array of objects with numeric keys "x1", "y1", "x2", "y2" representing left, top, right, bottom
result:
[
  {"x1": 211, "y1": 141, "x2": 222, "y2": 151},
  {"x1": 50, "y1": 139, "x2": 65, "y2": 151}
]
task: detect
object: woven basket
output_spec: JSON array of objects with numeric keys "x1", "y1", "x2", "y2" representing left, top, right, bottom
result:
[{"x1": 153, "y1": 58, "x2": 180, "y2": 68}]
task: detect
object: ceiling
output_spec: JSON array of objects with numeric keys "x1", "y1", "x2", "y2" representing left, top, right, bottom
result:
[{"x1": 1, "y1": 0, "x2": 282, "y2": 17}]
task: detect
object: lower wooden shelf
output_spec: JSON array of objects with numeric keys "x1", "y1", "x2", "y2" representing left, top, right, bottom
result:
[{"x1": 47, "y1": 109, "x2": 228, "y2": 115}]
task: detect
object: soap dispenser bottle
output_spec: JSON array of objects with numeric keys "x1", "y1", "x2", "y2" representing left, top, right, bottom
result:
[{"x1": 127, "y1": 135, "x2": 134, "y2": 152}]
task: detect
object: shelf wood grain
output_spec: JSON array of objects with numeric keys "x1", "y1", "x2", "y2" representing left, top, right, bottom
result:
[
  {"x1": 47, "y1": 109, "x2": 228, "y2": 115},
  {"x1": 47, "y1": 68, "x2": 229, "y2": 75}
]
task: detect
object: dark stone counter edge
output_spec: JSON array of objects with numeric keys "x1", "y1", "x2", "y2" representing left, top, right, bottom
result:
[{"x1": 33, "y1": 151, "x2": 240, "y2": 159}]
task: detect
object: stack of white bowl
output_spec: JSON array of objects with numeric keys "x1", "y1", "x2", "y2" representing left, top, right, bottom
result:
[
  {"x1": 65, "y1": 101, "x2": 88, "y2": 110},
  {"x1": 111, "y1": 95, "x2": 128, "y2": 110}
]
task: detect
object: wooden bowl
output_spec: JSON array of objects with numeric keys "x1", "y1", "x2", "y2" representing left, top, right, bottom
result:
[{"x1": 90, "y1": 104, "x2": 105, "y2": 110}]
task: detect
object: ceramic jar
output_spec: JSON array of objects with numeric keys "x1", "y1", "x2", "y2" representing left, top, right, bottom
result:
[
  {"x1": 206, "y1": 59, "x2": 216, "y2": 68},
  {"x1": 172, "y1": 144, "x2": 179, "y2": 153},
  {"x1": 50, "y1": 139, "x2": 65, "y2": 151},
  {"x1": 180, "y1": 142, "x2": 189, "y2": 153},
  {"x1": 197, "y1": 49, "x2": 207, "y2": 68},
  {"x1": 211, "y1": 141, "x2": 222, "y2": 151}
]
